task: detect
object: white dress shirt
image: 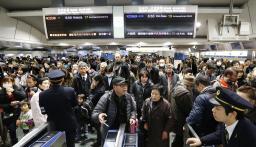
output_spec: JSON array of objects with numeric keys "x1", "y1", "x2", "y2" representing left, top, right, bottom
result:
[
  {"x1": 30, "y1": 89, "x2": 47, "y2": 127},
  {"x1": 225, "y1": 120, "x2": 239, "y2": 139}
]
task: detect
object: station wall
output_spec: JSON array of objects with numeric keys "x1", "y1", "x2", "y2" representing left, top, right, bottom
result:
[
  {"x1": 241, "y1": 0, "x2": 256, "y2": 36},
  {"x1": 248, "y1": 0, "x2": 256, "y2": 35},
  {"x1": 0, "y1": 7, "x2": 46, "y2": 44}
]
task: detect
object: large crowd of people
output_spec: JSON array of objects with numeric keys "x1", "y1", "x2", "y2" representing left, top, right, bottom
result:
[{"x1": 0, "y1": 52, "x2": 256, "y2": 147}]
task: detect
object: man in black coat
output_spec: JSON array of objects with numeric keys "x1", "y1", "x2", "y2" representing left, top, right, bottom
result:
[
  {"x1": 186, "y1": 87, "x2": 256, "y2": 147},
  {"x1": 186, "y1": 75, "x2": 218, "y2": 137},
  {"x1": 91, "y1": 76, "x2": 137, "y2": 146},
  {"x1": 103, "y1": 64, "x2": 115, "y2": 91},
  {"x1": 72, "y1": 62, "x2": 91, "y2": 98},
  {"x1": 39, "y1": 70, "x2": 78, "y2": 147}
]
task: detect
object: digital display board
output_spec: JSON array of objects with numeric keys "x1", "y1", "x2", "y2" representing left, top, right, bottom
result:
[
  {"x1": 43, "y1": 7, "x2": 113, "y2": 39},
  {"x1": 124, "y1": 6, "x2": 197, "y2": 38},
  {"x1": 124, "y1": 13, "x2": 195, "y2": 38}
]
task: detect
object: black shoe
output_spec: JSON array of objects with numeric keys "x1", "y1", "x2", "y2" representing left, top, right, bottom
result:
[
  {"x1": 88, "y1": 126, "x2": 94, "y2": 133},
  {"x1": 81, "y1": 135, "x2": 88, "y2": 140},
  {"x1": 91, "y1": 142, "x2": 100, "y2": 147},
  {"x1": 75, "y1": 137, "x2": 81, "y2": 143}
]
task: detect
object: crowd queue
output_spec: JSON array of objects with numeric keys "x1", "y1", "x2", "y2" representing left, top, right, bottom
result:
[{"x1": 0, "y1": 52, "x2": 255, "y2": 147}]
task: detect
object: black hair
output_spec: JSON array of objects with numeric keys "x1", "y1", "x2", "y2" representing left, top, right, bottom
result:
[
  {"x1": 93, "y1": 74, "x2": 103, "y2": 83},
  {"x1": 138, "y1": 69, "x2": 149, "y2": 80},
  {"x1": 119, "y1": 64, "x2": 130, "y2": 80},
  {"x1": 38, "y1": 77, "x2": 49, "y2": 85},
  {"x1": 245, "y1": 59, "x2": 251, "y2": 62},
  {"x1": 151, "y1": 84, "x2": 164, "y2": 96},
  {"x1": 150, "y1": 68, "x2": 160, "y2": 84},
  {"x1": 182, "y1": 68, "x2": 193, "y2": 74},
  {"x1": 145, "y1": 58, "x2": 153, "y2": 63},
  {"x1": 105, "y1": 64, "x2": 113, "y2": 73},
  {"x1": 223, "y1": 105, "x2": 244, "y2": 120},
  {"x1": 130, "y1": 64, "x2": 139, "y2": 77},
  {"x1": 195, "y1": 75, "x2": 210, "y2": 87},
  {"x1": 231, "y1": 60, "x2": 240, "y2": 66},
  {"x1": 206, "y1": 63, "x2": 216, "y2": 70},
  {"x1": 223, "y1": 67, "x2": 237, "y2": 77}
]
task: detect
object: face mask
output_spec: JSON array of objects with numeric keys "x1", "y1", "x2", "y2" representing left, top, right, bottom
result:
[
  {"x1": 2, "y1": 83, "x2": 12, "y2": 89},
  {"x1": 159, "y1": 64, "x2": 165, "y2": 67},
  {"x1": 64, "y1": 65, "x2": 68, "y2": 68},
  {"x1": 217, "y1": 62, "x2": 221, "y2": 66},
  {"x1": 73, "y1": 70, "x2": 78, "y2": 74}
]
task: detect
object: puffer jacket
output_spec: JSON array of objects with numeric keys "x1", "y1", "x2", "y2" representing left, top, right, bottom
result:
[
  {"x1": 91, "y1": 90, "x2": 136, "y2": 132},
  {"x1": 0, "y1": 85, "x2": 26, "y2": 115},
  {"x1": 170, "y1": 82, "x2": 193, "y2": 134},
  {"x1": 131, "y1": 80, "x2": 153, "y2": 118},
  {"x1": 186, "y1": 86, "x2": 218, "y2": 136}
]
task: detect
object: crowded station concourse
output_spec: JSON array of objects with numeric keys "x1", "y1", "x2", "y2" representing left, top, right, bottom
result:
[{"x1": 1, "y1": 0, "x2": 256, "y2": 147}]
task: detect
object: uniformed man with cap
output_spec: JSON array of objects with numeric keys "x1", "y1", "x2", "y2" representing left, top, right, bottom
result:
[
  {"x1": 186, "y1": 86, "x2": 256, "y2": 147},
  {"x1": 39, "y1": 70, "x2": 78, "y2": 147}
]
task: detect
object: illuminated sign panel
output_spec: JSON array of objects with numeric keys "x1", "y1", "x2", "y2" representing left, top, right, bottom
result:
[
  {"x1": 43, "y1": 7, "x2": 113, "y2": 39},
  {"x1": 124, "y1": 5, "x2": 197, "y2": 38}
]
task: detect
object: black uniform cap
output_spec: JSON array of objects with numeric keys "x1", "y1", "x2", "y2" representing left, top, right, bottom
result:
[
  {"x1": 46, "y1": 70, "x2": 65, "y2": 81},
  {"x1": 210, "y1": 87, "x2": 254, "y2": 112}
]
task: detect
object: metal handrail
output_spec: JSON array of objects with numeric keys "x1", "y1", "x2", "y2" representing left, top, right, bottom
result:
[
  {"x1": 115, "y1": 123, "x2": 126, "y2": 147},
  {"x1": 186, "y1": 123, "x2": 199, "y2": 139},
  {"x1": 13, "y1": 123, "x2": 48, "y2": 147}
]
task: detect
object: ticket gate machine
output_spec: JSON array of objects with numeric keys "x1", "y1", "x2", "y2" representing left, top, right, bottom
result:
[{"x1": 103, "y1": 124, "x2": 138, "y2": 147}]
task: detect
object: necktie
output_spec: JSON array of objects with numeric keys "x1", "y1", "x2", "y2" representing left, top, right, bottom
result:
[{"x1": 224, "y1": 129, "x2": 229, "y2": 144}]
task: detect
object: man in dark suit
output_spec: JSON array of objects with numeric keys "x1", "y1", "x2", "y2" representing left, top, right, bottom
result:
[
  {"x1": 186, "y1": 87, "x2": 256, "y2": 147},
  {"x1": 72, "y1": 62, "x2": 91, "y2": 98},
  {"x1": 39, "y1": 70, "x2": 78, "y2": 147},
  {"x1": 103, "y1": 64, "x2": 115, "y2": 91}
]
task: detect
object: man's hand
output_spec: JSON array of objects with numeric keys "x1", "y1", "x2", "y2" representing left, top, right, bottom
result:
[
  {"x1": 186, "y1": 138, "x2": 202, "y2": 147},
  {"x1": 144, "y1": 123, "x2": 148, "y2": 130},
  {"x1": 161, "y1": 131, "x2": 168, "y2": 140},
  {"x1": 6, "y1": 88, "x2": 14, "y2": 95},
  {"x1": 129, "y1": 118, "x2": 136, "y2": 125},
  {"x1": 16, "y1": 120, "x2": 21, "y2": 126},
  {"x1": 30, "y1": 91, "x2": 36, "y2": 96},
  {"x1": 6, "y1": 87, "x2": 14, "y2": 93},
  {"x1": 98, "y1": 113, "x2": 107, "y2": 124},
  {"x1": 10, "y1": 101, "x2": 19, "y2": 106}
]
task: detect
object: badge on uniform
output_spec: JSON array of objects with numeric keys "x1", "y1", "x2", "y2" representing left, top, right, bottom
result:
[{"x1": 40, "y1": 106, "x2": 46, "y2": 114}]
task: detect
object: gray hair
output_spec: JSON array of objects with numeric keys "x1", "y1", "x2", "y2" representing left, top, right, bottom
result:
[{"x1": 78, "y1": 62, "x2": 89, "y2": 68}]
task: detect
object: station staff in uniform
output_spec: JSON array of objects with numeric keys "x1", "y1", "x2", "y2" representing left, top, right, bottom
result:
[
  {"x1": 39, "y1": 70, "x2": 78, "y2": 147},
  {"x1": 186, "y1": 87, "x2": 256, "y2": 147}
]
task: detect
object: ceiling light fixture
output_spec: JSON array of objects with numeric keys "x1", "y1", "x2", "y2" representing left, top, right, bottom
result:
[
  {"x1": 109, "y1": 42, "x2": 118, "y2": 45},
  {"x1": 58, "y1": 43, "x2": 69, "y2": 46},
  {"x1": 163, "y1": 42, "x2": 173, "y2": 46},
  {"x1": 190, "y1": 42, "x2": 198, "y2": 45}
]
